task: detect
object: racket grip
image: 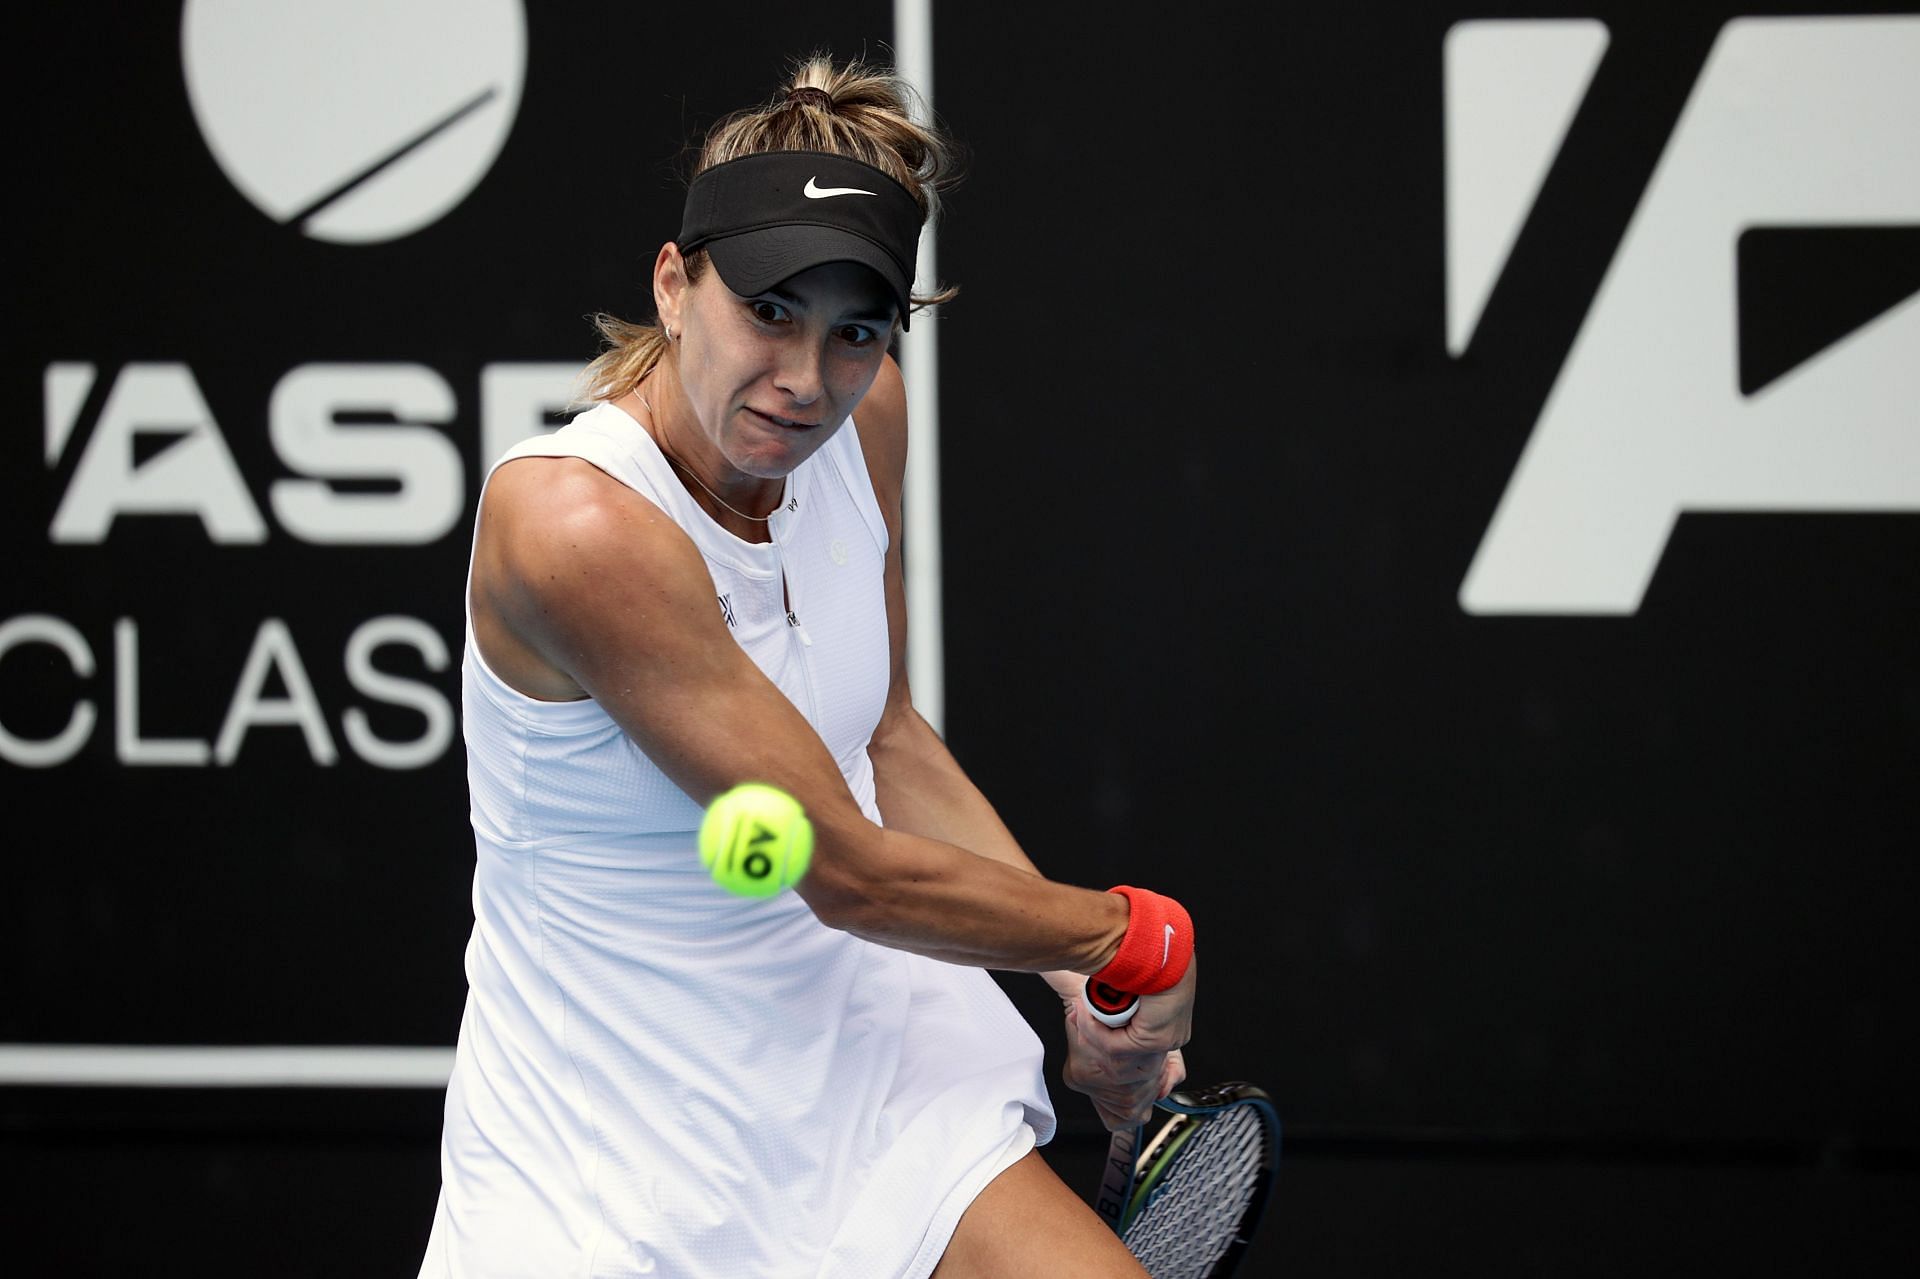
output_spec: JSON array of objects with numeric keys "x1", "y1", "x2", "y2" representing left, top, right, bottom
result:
[{"x1": 1083, "y1": 977, "x2": 1140, "y2": 1028}]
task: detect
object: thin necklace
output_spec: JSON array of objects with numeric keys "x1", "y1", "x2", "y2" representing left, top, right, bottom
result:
[{"x1": 639, "y1": 391, "x2": 775, "y2": 523}]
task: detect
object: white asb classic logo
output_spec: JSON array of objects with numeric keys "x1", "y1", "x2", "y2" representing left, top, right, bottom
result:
[
  {"x1": 1446, "y1": 17, "x2": 1919, "y2": 614},
  {"x1": 44, "y1": 361, "x2": 582, "y2": 545},
  {"x1": 14, "y1": 359, "x2": 582, "y2": 771},
  {"x1": 181, "y1": 0, "x2": 526, "y2": 244}
]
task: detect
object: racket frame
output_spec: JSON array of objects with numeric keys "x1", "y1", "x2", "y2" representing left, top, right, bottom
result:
[{"x1": 1093, "y1": 1082, "x2": 1281, "y2": 1276}]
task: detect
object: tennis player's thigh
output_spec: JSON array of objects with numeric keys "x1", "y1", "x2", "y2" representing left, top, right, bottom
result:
[{"x1": 932, "y1": 1148, "x2": 1149, "y2": 1278}]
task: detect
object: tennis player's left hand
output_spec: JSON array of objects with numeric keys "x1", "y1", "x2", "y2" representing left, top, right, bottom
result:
[{"x1": 1050, "y1": 965, "x2": 1192, "y2": 1131}]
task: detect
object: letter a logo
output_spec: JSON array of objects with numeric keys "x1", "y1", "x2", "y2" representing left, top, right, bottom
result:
[{"x1": 1448, "y1": 17, "x2": 1920, "y2": 614}]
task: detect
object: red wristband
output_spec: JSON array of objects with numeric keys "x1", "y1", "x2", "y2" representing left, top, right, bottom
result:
[{"x1": 1091, "y1": 885, "x2": 1194, "y2": 996}]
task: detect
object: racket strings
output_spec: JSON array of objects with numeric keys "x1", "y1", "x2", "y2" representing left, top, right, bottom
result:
[{"x1": 1121, "y1": 1106, "x2": 1266, "y2": 1279}]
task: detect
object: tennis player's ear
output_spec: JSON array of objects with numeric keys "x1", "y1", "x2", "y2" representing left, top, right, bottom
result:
[{"x1": 653, "y1": 242, "x2": 688, "y2": 337}]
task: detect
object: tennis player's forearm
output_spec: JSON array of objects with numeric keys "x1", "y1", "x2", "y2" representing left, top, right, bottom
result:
[
  {"x1": 868, "y1": 709, "x2": 1043, "y2": 877},
  {"x1": 801, "y1": 826, "x2": 1127, "y2": 973},
  {"x1": 870, "y1": 737, "x2": 1096, "y2": 998}
]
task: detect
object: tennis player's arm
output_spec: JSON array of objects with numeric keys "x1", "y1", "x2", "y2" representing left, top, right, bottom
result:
[
  {"x1": 855, "y1": 357, "x2": 1038, "y2": 878},
  {"x1": 473, "y1": 450, "x2": 1128, "y2": 975},
  {"x1": 855, "y1": 364, "x2": 1193, "y2": 1081},
  {"x1": 855, "y1": 360, "x2": 1089, "y2": 1000},
  {"x1": 868, "y1": 698, "x2": 1088, "y2": 999}
]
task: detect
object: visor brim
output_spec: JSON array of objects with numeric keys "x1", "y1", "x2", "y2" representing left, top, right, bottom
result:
[{"x1": 702, "y1": 225, "x2": 914, "y2": 330}]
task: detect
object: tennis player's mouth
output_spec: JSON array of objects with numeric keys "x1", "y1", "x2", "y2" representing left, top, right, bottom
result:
[{"x1": 748, "y1": 407, "x2": 819, "y2": 430}]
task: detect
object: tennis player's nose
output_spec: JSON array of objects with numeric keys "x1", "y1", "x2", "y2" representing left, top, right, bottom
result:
[{"x1": 774, "y1": 344, "x2": 825, "y2": 406}]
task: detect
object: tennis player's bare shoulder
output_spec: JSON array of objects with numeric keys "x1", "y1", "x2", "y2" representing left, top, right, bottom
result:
[
  {"x1": 473, "y1": 455, "x2": 709, "y2": 701},
  {"x1": 483, "y1": 454, "x2": 681, "y2": 555},
  {"x1": 854, "y1": 354, "x2": 909, "y2": 524}
]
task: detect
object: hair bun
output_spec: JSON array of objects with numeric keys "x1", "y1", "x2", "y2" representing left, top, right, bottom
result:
[{"x1": 784, "y1": 85, "x2": 836, "y2": 112}]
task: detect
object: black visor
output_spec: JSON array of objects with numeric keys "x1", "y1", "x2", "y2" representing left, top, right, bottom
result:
[{"x1": 676, "y1": 151, "x2": 924, "y2": 328}]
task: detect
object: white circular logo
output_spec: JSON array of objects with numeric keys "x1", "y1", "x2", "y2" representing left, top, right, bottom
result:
[{"x1": 182, "y1": 0, "x2": 526, "y2": 244}]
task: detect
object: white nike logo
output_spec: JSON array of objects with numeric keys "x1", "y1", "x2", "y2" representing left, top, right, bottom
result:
[
  {"x1": 1162, "y1": 924, "x2": 1175, "y2": 967},
  {"x1": 804, "y1": 176, "x2": 876, "y2": 199}
]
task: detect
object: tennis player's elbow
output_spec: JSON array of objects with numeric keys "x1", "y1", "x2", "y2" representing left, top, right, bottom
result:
[
  {"x1": 796, "y1": 874, "x2": 860, "y2": 931},
  {"x1": 794, "y1": 841, "x2": 906, "y2": 934}
]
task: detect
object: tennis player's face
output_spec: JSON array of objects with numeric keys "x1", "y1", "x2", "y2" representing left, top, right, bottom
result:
[{"x1": 677, "y1": 261, "x2": 896, "y2": 481}]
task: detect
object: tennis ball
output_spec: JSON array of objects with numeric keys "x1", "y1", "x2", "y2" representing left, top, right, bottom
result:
[{"x1": 699, "y1": 783, "x2": 813, "y2": 897}]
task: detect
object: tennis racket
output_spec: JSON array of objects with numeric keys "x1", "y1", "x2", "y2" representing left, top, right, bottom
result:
[{"x1": 1083, "y1": 981, "x2": 1281, "y2": 1278}]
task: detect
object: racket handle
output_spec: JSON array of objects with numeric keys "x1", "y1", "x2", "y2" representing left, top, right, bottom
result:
[{"x1": 1083, "y1": 977, "x2": 1140, "y2": 1028}]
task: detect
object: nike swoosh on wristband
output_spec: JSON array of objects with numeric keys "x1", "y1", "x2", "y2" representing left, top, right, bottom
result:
[
  {"x1": 1162, "y1": 923, "x2": 1175, "y2": 967},
  {"x1": 803, "y1": 176, "x2": 877, "y2": 199}
]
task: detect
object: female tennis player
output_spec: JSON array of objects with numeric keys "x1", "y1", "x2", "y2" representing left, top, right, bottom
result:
[{"x1": 419, "y1": 54, "x2": 1196, "y2": 1278}]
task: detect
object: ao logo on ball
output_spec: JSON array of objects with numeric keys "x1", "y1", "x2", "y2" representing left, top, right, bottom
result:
[{"x1": 181, "y1": 0, "x2": 526, "y2": 244}]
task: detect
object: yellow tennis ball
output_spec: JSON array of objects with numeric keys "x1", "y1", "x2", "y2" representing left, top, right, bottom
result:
[{"x1": 699, "y1": 783, "x2": 814, "y2": 897}]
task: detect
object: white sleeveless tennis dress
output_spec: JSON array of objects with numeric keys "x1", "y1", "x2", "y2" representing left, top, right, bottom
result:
[{"x1": 419, "y1": 402, "x2": 1055, "y2": 1278}]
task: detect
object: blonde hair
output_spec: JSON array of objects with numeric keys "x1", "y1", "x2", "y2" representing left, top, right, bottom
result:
[{"x1": 575, "y1": 54, "x2": 962, "y2": 405}]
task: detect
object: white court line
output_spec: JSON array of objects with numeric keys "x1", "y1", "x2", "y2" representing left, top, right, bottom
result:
[
  {"x1": 894, "y1": 0, "x2": 945, "y2": 734},
  {"x1": 0, "y1": 8, "x2": 946, "y2": 1095},
  {"x1": 0, "y1": 1044, "x2": 453, "y2": 1088}
]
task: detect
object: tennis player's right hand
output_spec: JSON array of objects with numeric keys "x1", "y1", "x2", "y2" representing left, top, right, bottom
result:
[{"x1": 1059, "y1": 958, "x2": 1195, "y2": 1131}]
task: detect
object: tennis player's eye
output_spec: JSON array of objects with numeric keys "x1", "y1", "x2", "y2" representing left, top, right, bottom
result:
[
  {"x1": 750, "y1": 300, "x2": 788, "y2": 324},
  {"x1": 837, "y1": 324, "x2": 876, "y2": 346}
]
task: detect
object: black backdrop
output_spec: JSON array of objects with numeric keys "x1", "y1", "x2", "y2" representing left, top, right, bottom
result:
[{"x1": 4, "y1": 2, "x2": 1916, "y2": 1274}]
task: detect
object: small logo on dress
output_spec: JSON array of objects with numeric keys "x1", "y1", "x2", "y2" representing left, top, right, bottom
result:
[
  {"x1": 829, "y1": 539, "x2": 849, "y2": 566},
  {"x1": 717, "y1": 594, "x2": 736, "y2": 627},
  {"x1": 785, "y1": 496, "x2": 799, "y2": 513}
]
